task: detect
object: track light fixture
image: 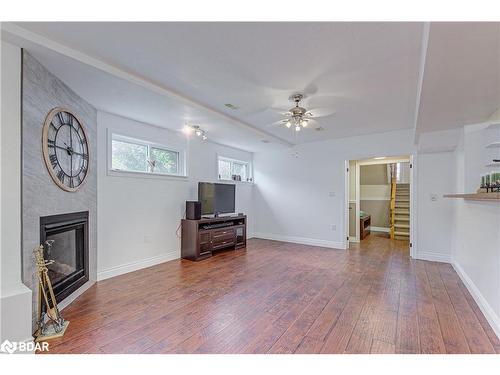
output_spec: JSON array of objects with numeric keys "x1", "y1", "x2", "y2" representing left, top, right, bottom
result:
[{"x1": 184, "y1": 124, "x2": 208, "y2": 140}]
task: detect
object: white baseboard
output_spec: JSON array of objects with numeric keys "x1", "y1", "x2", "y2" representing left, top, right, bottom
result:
[
  {"x1": 415, "y1": 251, "x2": 451, "y2": 263},
  {"x1": 371, "y1": 226, "x2": 390, "y2": 233},
  {"x1": 97, "y1": 251, "x2": 179, "y2": 281},
  {"x1": 453, "y1": 261, "x2": 500, "y2": 340},
  {"x1": 253, "y1": 232, "x2": 346, "y2": 250}
]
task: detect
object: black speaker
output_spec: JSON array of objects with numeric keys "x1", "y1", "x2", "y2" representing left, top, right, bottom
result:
[{"x1": 186, "y1": 201, "x2": 201, "y2": 220}]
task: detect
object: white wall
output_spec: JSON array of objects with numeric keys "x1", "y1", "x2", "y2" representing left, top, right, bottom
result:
[
  {"x1": 416, "y1": 152, "x2": 455, "y2": 262},
  {"x1": 0, "y1": 41, "x2": 33, "y2": 344},
  {"x1": 253, "y1": 129, "x2": 416, "y2": 249},
  {"x1": 96, "y1": 112, "x2": 254, "y2": 280},
  {"x1": 450, "y1": 124, "x2": 500, "y2": 338}
]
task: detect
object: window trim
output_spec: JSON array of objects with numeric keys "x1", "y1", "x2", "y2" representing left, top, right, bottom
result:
[
  {"x1": 216, "y1": 155, "x2": 253, "y2": 183},
  {"x1": 108, "y1": 131, "x2": 188, "y2": 179}
]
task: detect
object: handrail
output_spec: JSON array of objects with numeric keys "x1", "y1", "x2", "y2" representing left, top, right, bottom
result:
[{"x1": 389, "y1": 165, "x2": 397, "y2": 240}]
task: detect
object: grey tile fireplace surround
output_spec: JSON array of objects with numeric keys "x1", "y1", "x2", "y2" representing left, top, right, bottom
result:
[{"x1": 22, "y1": 52, "x2": 97, "y2": 330}]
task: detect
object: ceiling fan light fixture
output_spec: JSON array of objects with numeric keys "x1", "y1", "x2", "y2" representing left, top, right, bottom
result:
[{"x1": 279, "y1": 93, "x2": 316, "y2": 133}]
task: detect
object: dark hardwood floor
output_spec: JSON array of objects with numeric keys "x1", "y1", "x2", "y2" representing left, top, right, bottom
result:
[{"x1": 42, "y1": 236, "x2": 500, "y2": 354}]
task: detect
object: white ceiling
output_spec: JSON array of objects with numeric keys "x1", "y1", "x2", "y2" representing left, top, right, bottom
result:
[
  {"x1": 5, "y1": 22, "x2": 424, "y2": 148},
  {"x1": 416, "y1": 22, "x2": 500, "y2": 135},
  {"x1": 15, "y1": 44, "x2": 281, "y2": 152},
  {"x1": 3, "y1": 22, "x2": 499, "y2": 152}
]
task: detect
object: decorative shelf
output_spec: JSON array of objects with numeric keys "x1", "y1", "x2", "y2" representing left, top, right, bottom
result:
[{"x1": 444, "y1": 192, "x2": 500, "y2": 201}]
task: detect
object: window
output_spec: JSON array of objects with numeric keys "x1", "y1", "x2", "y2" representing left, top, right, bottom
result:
[
  {"x1": 150, "y1": 147, "x2": 179, "y2": 175},
  {"x1": 218, "y1": 156, "x2": 252, "y2": 182},
  {"x1": 112, "y1": 139, "x2": 148, "y2": 173},
  {"x1": 111, "y1": 134, "x2": 185, "y2": 177}
]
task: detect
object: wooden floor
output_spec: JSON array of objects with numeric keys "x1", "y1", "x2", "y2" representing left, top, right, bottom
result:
[{"x1": 43, "y1": 236, "x2": 500, "y2": 354}]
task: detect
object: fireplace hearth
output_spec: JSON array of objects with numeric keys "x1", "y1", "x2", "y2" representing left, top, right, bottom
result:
[{"x1": 40, "y1": 211, "x2": 89, "y2": 303}]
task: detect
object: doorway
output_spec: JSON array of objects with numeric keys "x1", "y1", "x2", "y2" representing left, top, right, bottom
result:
[{"x1": 345, "y1": 155, "x2": 413, "y2": 252}]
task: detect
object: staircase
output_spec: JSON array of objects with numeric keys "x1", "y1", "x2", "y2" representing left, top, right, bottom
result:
[{"x1": 391, "y1": 183, "x2": 410, "y2": 240}]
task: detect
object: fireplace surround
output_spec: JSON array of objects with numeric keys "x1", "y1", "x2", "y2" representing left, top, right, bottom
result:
[{"x1": 39, "y1": 211, "x2": 89, "y2": 303}]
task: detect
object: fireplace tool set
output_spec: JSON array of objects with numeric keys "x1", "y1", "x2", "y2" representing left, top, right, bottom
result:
[{"x1": 34, "y1": 243, "x2": 69, "y2": 342}]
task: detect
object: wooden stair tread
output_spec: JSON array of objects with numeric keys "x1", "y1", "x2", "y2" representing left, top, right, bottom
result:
[
  {"x1": 394, "y1": 223, "x2": 410, "y2": 229},
  {"x1": 391, "y1": 180, "x2": 411, "y2": 240},
  {"x1": 394, "y1": 217, "x2": 410, "y2": 221}
]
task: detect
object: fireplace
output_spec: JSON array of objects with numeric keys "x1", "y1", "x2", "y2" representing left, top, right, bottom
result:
[{"x1": 39, "y1": 211, "x2": 89, "y2": 303}]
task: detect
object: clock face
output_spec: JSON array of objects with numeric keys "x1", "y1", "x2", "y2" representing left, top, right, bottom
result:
[{"x1": 42, "y1": 108, "x2": 89, "y2": 192}]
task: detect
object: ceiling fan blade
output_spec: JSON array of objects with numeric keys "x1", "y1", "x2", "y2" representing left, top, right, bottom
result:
[
  {"x1": 306, "y1": 94, "x2": 348, "y2": 108},
  {"x1": 305, "y1": 107, "x2": 337, "y2": 118},
  {"x1": 265, "y1": 119, "x2": 290, "y2": 127}
]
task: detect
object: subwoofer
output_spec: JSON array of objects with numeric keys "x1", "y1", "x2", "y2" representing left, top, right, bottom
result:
[{"x1": 186, "y1": 201, "x2": 201, "y2": 220}]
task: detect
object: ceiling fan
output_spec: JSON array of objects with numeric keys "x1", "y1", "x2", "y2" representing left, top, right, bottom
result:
[{"x1": 275, "y1": 93, "x2": 332, "y2": 132}]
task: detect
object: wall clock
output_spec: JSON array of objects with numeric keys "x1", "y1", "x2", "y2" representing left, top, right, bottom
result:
[{"x1": 42, "y1": 107, "x2": 90, "y2": 192}]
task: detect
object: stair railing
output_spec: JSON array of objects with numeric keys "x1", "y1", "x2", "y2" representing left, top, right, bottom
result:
[{"x1": 389, "y1": 164, "x2": 397, "y2": 239}]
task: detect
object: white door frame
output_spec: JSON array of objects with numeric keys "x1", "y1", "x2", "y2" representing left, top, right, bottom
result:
[
  {"x1": 344, "y1": 160, "x2": 350, "y2": 249},
  {"x1": 344, "y1": 160, "x2": 360, "y2": 245},
  {"x1": 409, "y1": 154, "x2": 417, "y2": 259},
  {"x1": 344, "y1": 155, "x2": 417, "y2": 258}
]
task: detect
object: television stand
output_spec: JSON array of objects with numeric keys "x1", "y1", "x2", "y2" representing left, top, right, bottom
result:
[{"x1": 181, "y1": 215, "x2": 246, "y2": 261}]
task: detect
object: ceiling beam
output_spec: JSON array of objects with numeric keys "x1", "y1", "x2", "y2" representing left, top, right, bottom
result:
[
  {"x1": 1, "y1": 23, "x2": 294, "y2": 147},
  {"x1": 412, "y1": 21, "x2": 430, "y2": 145}
]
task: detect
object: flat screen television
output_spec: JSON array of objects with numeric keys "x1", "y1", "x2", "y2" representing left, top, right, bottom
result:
[{"x1": 198, "y1": 182, "x2": 235, "y2": 216}]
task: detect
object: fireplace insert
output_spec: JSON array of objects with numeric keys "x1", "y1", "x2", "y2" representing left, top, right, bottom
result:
[{"x1": 39, "y1": 211, "x2": 89, "y2": 303}]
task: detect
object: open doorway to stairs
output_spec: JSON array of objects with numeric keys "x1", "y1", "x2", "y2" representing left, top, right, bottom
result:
[{"x1": 345, "y1": 155, "x2": 414, "y2": 254}]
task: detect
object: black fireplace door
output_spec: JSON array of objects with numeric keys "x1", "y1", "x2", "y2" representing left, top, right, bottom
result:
[{"x1": 40, "y1": 212, "x2": 89, "y2": 303}]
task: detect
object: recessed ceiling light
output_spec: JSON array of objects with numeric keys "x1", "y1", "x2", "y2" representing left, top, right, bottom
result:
[
  {"x1": 224, "y1": 103, "x2": 239, "y2": 110},
  {"x1": 374, "y1": 157, "x2": 386, "y2": 160},
  {"x1": 315, "y1": 126, "x2": 325, "y2": 131}
]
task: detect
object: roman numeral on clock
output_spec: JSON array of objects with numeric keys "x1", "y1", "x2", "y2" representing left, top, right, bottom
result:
[
  {"x1": 69, "y1": 177, "x2": 74, "y2": 188},
  {"x1": 57, "y1": 112, "x2": 65, "y2": 125},
  {"x1": 49, "y1": 154, "x2": 58, "y2": 168},
  {"x1": 48, "y1": 139, "x2": 55, "y2": 148},
  {"x1": 57, "y1": 170, "x2": 65, "y2": 183}
]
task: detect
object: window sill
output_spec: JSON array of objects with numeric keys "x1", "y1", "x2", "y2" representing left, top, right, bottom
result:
[
  {"x1": 218, "y1": 179, "x2": 254, "y2": 185},
  {"x1": 108, "y1": 169, "x2": 188, "y2": 181}
]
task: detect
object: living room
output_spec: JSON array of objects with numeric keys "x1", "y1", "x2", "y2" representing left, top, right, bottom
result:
[{"x1": 1, "y1": 2, "x2": 500, "y2": 371}]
